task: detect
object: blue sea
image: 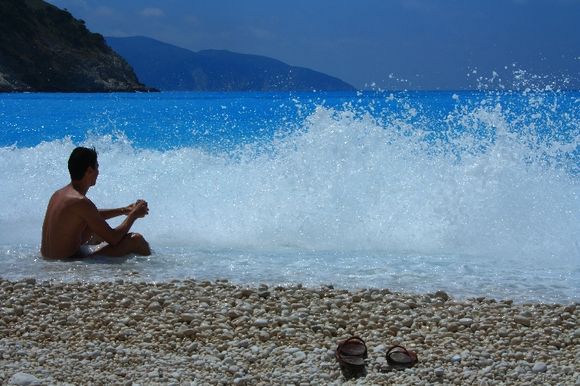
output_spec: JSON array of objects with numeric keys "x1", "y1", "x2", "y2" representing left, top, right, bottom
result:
[{"x1": 0, "y1": 89, "x2": 578, "y2": 303}]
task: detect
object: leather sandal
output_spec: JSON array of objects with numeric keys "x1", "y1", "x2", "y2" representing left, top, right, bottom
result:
[
  {"x1": 336, "y1": 336, "x2": 368, "y2": 378},
  {"x1": 386, "y1": 345, "x2": 418, "y2": 369}
]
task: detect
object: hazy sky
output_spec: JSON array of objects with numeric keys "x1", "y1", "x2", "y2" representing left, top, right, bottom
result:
[{"x1": 47, "y1": 0, "x2": 579, "y2": 89}]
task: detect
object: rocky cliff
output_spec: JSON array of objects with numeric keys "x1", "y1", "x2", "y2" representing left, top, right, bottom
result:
[{"x1": 0, "y1": 0, "x2": 149, "y2": 92}]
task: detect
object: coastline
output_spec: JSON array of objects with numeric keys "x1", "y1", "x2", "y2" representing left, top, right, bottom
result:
[{"x1": 1, "y1": 278, "x2": 578, "y2": 385}]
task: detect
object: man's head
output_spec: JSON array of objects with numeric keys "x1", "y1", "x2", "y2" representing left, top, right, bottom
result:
[{"x1": 68, "y1": 147, "x2": 98, "y2": 182}]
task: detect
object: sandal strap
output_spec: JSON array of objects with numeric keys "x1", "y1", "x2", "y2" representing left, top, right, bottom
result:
[
  {"x1": 386, "y1": 345, "x2": 409, "y2": 357},
  {"x1": 386, "y1": 345, "x2": 417, "y2": 365},
  {"x1": 338, "y1": 336, "x2": 368, "y2": 358},
  {"x1": 341, "y1": 336, "x2": 366, "y2": 348}
]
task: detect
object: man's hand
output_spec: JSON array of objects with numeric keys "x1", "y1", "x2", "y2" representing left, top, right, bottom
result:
[{"x1": 127, "y1": 199, "x2": 149, "y2": 218}]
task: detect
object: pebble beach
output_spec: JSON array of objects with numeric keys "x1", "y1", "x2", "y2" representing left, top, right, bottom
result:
[{"x1": 1, "y1": 278, "x2": 578, "y2": 385}]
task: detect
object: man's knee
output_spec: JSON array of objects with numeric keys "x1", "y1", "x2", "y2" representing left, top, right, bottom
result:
[
  {"x1": 129, "y1": 232, "x2": 151, "y2": 256},
  {"x1": 129, "y1": 232, "x2": 144, "y2": 242}
]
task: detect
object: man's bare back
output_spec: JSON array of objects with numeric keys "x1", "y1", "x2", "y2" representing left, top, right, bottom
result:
[
  {"x1": 41, "y1": 185, "x2": 95, "y2": 259},
  {"x1": 41, "y1": 147, "x2": 151, "y2": 259}
]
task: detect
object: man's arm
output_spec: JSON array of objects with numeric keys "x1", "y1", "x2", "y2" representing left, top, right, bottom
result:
[
  {"x1": 98, "y1": 200, "x2": 145, "y2": 220},
  {"x1": 98, "y1": 207, "x2": 129, "y2": 220},
  {"x1": 79, "y1": 199, "x2": 148, "y2": 246}
]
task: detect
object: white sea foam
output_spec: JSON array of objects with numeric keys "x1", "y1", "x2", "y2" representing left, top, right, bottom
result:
[{"x1": 0, "y1": 91, "x2": 578, "y2": 301}]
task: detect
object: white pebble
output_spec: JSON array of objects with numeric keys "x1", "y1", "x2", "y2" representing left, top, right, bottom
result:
[
  {"x1": 294, "y1": 351, "x2": 306, "y2": 363},
  {"x1": 180, "y1": 313, "x2": 195, "y2": 322},
  {"x1": 147, "y1": 301, "x2": 162, "y2": 311},
  {"x1": 254, "y1": 318, "x2": 269, "y2": 328},
  {"x1": 532, "y1": 362, "x2": 547, "y2": 373},
  {"x1": 459, "y1": 318, "x2": 473, "y2": 326},
  {"x1": 8, "y1": 372, "x2": 41, "y2": 386},
  {"x1": 514, "y1": 315, "x2": 531, "y2": 327}
]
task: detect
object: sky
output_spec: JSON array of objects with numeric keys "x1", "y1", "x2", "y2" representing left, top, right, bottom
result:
[{"x1": 46, "y1": 0, "x2": 580, "y2": 90}]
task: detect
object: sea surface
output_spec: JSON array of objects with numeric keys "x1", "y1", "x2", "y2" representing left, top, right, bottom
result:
[{"x1": 0, "y1": 89, "x2": 578, "y2": 303}]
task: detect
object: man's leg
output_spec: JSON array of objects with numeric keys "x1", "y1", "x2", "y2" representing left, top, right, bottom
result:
[
  {"x1": 92, "y1": 233, "x2": 151, "y2": 257},
  {"x1": 81, "y1": 226, "x2": 106, "y2": 246}
]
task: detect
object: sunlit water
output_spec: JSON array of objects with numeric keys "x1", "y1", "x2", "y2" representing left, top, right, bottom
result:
[{"x1": 0, "y1": 88, "x2": 578, "y2": 303}]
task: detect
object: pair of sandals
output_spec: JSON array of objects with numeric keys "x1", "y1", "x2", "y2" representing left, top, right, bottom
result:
[{"x1": 335, "y1": 336, "x2": 418, "y2": 379}]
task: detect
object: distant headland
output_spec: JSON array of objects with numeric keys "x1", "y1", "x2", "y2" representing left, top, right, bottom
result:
[
  {"x1": 0, "y1": 0, "x2": 355, "y2": 93},
  {"x1": 106, "y1": 36, "x2": 356, "y2": 92}
]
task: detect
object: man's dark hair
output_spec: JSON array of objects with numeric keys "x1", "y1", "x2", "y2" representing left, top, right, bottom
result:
[{"x1": 68, "y1": 147, "x2": 98, "y2": 180}]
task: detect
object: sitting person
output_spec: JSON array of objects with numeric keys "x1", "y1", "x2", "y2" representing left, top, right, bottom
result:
[{"x1": 41, "y1": 146, "x2": 151, "y2": 259}]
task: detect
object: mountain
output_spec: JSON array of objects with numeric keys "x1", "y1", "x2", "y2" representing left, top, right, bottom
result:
[
  {"x1": 106, "y1": 36, "x2": 356, "y2": 92},
  {"x1": 0, "y1": 0, "x2": 149, "y2": 92}
]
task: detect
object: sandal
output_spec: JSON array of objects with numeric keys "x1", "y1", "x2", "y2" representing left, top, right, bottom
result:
[
  {"x1": 386, "y1": 345, "x2": 418, "y2": 369},
  {"x1": 336, "y1": 336, "x2": 368, "y2": 378}
]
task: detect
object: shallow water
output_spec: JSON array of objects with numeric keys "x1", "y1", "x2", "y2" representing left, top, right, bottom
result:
[{"x1": 1, "y1": 245, "x2": 578, "y2": 303}]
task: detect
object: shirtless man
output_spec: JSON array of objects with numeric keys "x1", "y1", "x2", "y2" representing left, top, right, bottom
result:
[{"x1": 41, "y1": 147, "x2": 151, "y2": 259}]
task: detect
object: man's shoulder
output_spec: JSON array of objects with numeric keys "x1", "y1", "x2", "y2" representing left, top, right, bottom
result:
[
  {"x1": 56, "y1": 186, "x2": 94, "y2": 208},
  {"x1": 63, "y1": 196, "x2": 98, "y2": 221},
  {"x1": 71, "y1": 194, "x2": 96, "y2": 209}
]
